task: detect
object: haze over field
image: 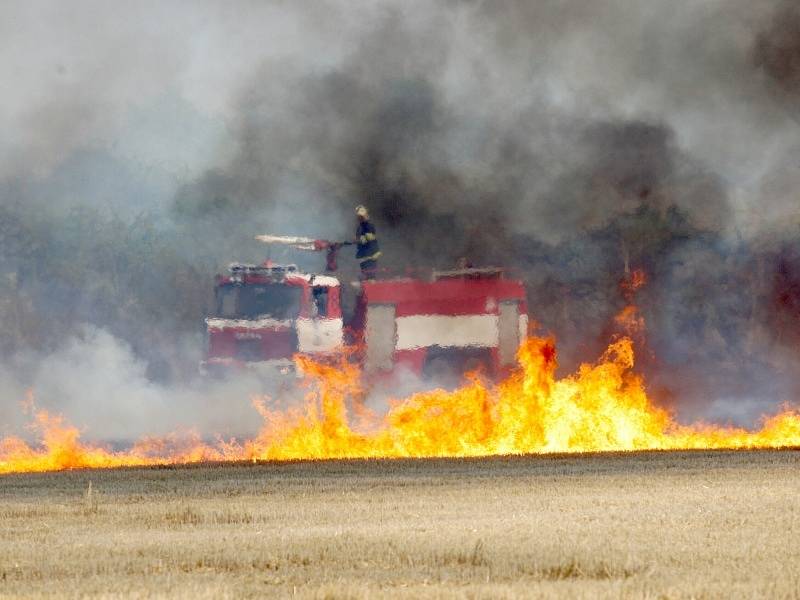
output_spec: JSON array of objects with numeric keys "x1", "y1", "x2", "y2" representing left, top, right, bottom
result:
[{"x1": 1, "y1": 0, "x2": 800, "y2": 439}]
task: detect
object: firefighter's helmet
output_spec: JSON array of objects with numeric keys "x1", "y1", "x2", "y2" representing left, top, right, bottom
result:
[{"x1": 355, "y1": 205, "x2": 369, "y2": 218}]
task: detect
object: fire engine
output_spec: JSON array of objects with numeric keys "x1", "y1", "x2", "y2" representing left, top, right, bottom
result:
[{"x1": 203, "y1": 237, "x2": 529, "y2": 381}]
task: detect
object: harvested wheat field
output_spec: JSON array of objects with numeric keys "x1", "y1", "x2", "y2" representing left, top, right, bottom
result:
[{"x1": 1, "y1": 450, "x2": 799, "y2": 599}]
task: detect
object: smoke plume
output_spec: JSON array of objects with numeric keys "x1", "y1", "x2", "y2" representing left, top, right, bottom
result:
[{"x1": 1, "y1": 0, "x2": 799, "y2": 434}]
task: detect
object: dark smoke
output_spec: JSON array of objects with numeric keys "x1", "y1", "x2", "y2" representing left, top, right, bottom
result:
[
  {"x1": 1, "y1": 1, "x2": 799, "y2": 432},
  {"x1": 754, "y1": 0, "x2": 800, "y2": 101},
  {"x1": 770, "y1": 246, "x2": 800, "y2": 346}
]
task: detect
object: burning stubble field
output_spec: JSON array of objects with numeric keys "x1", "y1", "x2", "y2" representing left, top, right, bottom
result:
[{"x1": 1, "y1": 451, "x2": 799, "y2": 599}]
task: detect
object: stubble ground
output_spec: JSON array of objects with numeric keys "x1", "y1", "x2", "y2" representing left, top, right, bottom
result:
[{"x1": 1, "y1": 450, "x2": 799, "y2": 598}]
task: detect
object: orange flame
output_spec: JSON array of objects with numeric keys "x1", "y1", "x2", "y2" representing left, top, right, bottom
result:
[
  {"x1": 616, "y1": 268, "x2": 648, "y2": 337},
  {"x1": 621, "y1": 268, "x2": 647, "y2": 295},
  {"x1": 2, "y1": 334, "x2": 799, "y2": 475},
  {"x1": 614, "y1": 305, "x2": 646, "y2": 335}
]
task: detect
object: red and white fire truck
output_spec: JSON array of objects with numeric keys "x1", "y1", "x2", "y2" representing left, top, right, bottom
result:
[{"x1": 203, "y1": 240, "x2": 529, "y2": 381}]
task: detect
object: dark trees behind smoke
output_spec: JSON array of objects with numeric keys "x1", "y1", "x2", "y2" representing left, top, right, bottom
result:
[
  {"x1": 0, "y1": 204, "x2": 209, "y2": 379},
  {"x1": 1, "y1": 0, "x2": 799, "y2": 421}
]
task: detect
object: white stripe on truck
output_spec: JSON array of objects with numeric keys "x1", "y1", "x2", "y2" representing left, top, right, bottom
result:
[{"x1": 395, "y1": 314, "x2": 499, "y2": 350}]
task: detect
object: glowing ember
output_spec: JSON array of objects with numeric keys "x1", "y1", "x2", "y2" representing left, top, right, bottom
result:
[{"x1": 2, "y1": 334, "x2": 799, "y2": 475}]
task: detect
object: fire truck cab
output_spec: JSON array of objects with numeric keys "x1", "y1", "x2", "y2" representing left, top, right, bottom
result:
[
  {"x1": 204, "y1": 263, "x2": 528, "y2": 381},
  {"x1": 204, "y1": 263, "x2": 343, "y2": 375}
]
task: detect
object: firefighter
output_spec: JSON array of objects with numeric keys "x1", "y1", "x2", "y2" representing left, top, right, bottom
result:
[{"x1": 355, "y1": 205, "x2": 381, "y2": 279}]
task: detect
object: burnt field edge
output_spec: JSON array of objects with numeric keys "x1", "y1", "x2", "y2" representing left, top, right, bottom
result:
[{"x1": 2, "y1": 446, "x2": 798, "y2": 483}]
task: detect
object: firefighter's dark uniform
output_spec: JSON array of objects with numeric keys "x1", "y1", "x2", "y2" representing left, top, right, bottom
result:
[{"x1": 356, "y1": 220, "x2": 381, "y2": 279}]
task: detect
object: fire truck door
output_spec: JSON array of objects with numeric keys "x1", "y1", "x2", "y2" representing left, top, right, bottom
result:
[
  {"x1": 295, "y1": 286, "x2": 344, "y2": 353},
  {"x1": 498, "y1": 301, "x2": 520, "y2": 366},
  {"x1": 365, "y1": 304, "x2": 396, "y2": 372}
]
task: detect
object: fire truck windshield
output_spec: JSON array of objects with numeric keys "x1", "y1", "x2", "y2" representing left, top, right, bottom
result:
[{"x1": 216, "y1": 283, "x2": 302, "y2": 320}]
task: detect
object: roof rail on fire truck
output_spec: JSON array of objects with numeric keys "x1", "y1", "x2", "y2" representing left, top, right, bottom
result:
[
  {"x1": 432, "y1": 266, "x2": 505, "y2": 281},
  {"x1": 228, "y1": 263, "x2": 298, "y2": 280}
]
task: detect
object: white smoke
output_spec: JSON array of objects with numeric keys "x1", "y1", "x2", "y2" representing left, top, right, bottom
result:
[{"x1": 0, "y1": 327, "x2": 270, "y2": 442}]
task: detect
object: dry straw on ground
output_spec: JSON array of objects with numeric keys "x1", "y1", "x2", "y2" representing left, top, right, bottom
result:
[{"x1": 1, "y1": 450, "x2": 799, "y2": 598}]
